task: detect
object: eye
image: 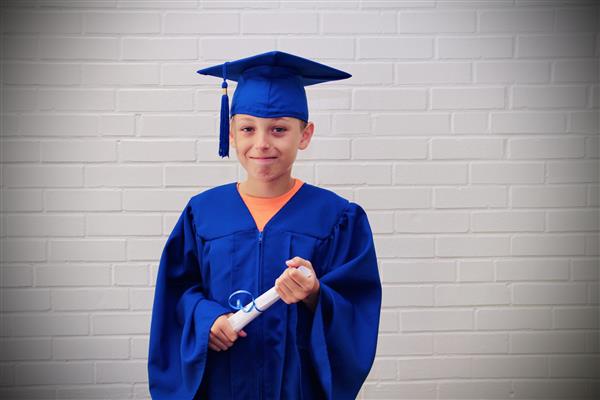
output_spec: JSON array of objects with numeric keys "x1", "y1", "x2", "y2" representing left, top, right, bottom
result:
[
  {"x1": 273, "y1": 127, "x2": 287, "y2": 134},
  {"x1": 241, "y1": 126, "x2": 254, "y2": 133}
]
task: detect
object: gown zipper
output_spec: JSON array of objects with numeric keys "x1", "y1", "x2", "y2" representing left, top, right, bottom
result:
[{"x1": 257, "y1": 230, "x2": 264, "y2": 400}]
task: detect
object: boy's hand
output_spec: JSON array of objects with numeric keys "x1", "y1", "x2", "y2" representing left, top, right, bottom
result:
[
  {"x1": 208, "y1": 313, "x2": 247, "y2": 352},
  {"x1": 275, "y1": 257, "x2": 320, "y2": 311}
]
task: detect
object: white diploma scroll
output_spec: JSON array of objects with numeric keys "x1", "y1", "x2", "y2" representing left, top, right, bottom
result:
[{"x1": 227, "y1": 266, "x2": 312, "y2": 332}]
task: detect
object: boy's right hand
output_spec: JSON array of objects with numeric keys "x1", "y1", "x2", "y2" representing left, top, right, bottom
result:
[{"x1": 208, "y1": 312, "x2": 247, "y2": 352}]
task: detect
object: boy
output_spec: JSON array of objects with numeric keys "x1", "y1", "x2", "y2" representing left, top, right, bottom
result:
[{"x1": 148, "y1": 51, "x2": 382, "y2": 399}]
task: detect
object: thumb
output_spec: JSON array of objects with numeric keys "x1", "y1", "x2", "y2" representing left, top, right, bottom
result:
[
  {"x1": 285, "y1": 257, "x2": 302, "y2": 267},
  {"x1": 239, "y1": 329, "x2": 247, "y2": 337}
]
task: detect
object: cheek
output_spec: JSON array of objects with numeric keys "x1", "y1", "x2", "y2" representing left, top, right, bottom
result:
[
  {"x1": 285, "y1": 140, "x2": 302, "y2": 153},
  {"x1": 277, "y1": 143, "x2": 296, "y2": 155},
  {"x1": 280, "y1": 135, "x2": 301, "y2": 148},
  {"x1": 234, "y1": 136, "x2": 251, "y2": 150}
]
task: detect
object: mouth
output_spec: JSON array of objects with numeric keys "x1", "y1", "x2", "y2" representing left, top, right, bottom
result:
[{"x1": 249, "y1": 156, "x2": 277, "y2": 164}]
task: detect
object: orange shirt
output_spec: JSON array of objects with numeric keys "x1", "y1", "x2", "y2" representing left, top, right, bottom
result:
[{"x1": 236, "y1": 178, "x2": 304, "y2": 232}]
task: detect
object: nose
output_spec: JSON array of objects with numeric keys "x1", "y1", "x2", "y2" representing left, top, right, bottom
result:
[{"x1": 254, "y1": 129, "x2": 271, "y2": 149}]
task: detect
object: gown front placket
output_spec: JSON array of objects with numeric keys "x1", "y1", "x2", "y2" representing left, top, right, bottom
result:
[{"x1": 229, "y1": 183, "x2": 306, "y2": 400}]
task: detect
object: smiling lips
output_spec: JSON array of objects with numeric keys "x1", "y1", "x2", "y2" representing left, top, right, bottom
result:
[{"x1": 250, "y1": 156, "x2": 277, "y2": 164}]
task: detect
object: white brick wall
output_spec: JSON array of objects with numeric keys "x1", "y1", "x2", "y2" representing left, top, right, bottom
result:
[{"x1": 0, "y1": 1, "x2": 598, "y2": 399}]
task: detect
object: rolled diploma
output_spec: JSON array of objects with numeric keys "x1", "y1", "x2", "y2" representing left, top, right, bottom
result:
[{"x1": 227, "y1": 266, "x2": 312, "y2": 332}]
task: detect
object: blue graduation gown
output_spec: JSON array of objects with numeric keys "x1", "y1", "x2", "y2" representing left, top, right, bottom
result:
[{"x1": 148, "y1": 182, "x2": 382, "y2": 399}]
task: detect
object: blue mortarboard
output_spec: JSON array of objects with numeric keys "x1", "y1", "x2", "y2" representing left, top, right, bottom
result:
[{"x1": 196, "y1": 50, "x2": 352, "y2": 158}]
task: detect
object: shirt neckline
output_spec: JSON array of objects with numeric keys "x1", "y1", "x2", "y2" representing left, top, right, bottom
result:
[
  {"x1": 231, "y1": 179, "x2": 306, "y2": 233},
  {"x1": 236, "y1": 178, "x2": 299, "y2": 201}
]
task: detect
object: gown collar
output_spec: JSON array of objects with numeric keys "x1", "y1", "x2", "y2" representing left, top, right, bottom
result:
[{"x1": 229, "y1": 180, "x2": 308, "y2": 234}]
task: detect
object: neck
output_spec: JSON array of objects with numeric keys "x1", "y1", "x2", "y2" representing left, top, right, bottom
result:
[{"x1": 239, "y1": 175, "x2": 295, "y2": 198}]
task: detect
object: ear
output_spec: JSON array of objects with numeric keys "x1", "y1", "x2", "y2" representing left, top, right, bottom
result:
[
  {"x1": 298, "y1": 121, "x2": 314, "y2": 150},
  {"x1": 229, "y1": 118, "x2": 236, "y2": 148}
]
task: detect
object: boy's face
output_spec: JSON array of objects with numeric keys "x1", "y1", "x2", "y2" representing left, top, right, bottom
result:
[{"x1": 229, "y1": 114, "x2": 314, "y2": 183}]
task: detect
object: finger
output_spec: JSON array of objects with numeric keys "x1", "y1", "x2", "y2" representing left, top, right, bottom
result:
[
  {"x1": 210, "y1": 332, "x2": 228, "y2": 351},
  {"x1": 214, "y1": 328, "x2": 234, "y2": 346},
  {"x1": 278, "y1": 275, "x2": 297, "y2": 294},
  {"x1": 219, "y1": 325, "x2": 238, "y2": 343},
  {"x1": 210, "y1": 315, "x2": 227, "y2": 335},
  {"x1": 208, "y1": 340, "x2": 222, "y2": 352},
  {"x1": 276, "y1": 277, "x2": 299, "y2": 303},
  {"x1": 285, "y1": 256, "x2": 303, "y2": 267},
  {"x1": 217, "y1": 334, "x2": 234, "y2": 349},
  {"x1": 284, "y1": 270, "x2": 308, "y2": 292},
  {"x1": 287, "y1": 273, "x2": 313, "y2": 300},
  {"x1": 287, "y1": 268, "x2": 311, "y2": 289},
  {"x1": 278, "y1": 289, "x2": 292, "y2": 304},
  {"x1": 212, "y1": 331, "x2": 231, "y2": 348},
  {"x1": 274, "y1": 278, "x2": 292, "y2": 303},
  {"x1": 286, "y1": 259, "x2": 315, "y2": 281},
  {"x1": 238, "y1": 329, "x2": 247, "y2": 337},
  {"x1": 221, "y1": 320, "x2": 238, "y2": 342},
  {"x1": 274, "y1": 281, "x2": 287, "y2": 302},
  {"x1": 288, "y1": 256, "x2": 312, "y2": 267}
]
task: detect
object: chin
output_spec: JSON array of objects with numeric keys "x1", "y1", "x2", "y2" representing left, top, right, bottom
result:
[{"x1": 250, "y1": 171, "x2": 286, "y2": 181}]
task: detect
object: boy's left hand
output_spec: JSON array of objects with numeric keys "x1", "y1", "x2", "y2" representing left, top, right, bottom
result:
[{"x1": 275, "y1": 256, "x2": 320, "y2": 306}]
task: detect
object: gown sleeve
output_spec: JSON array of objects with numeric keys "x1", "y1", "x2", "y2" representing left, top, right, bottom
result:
[
  {"x1": 309, "y1": 202, "x2": 382, "y2": 399},
  {"x1": 148, "y1": 200, "x2": 230, "y2": 399}
]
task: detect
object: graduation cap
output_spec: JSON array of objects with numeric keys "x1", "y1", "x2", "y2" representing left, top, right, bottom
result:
[{"x1": 196, "y1": 50, "x2": 352, "y2": 158}]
